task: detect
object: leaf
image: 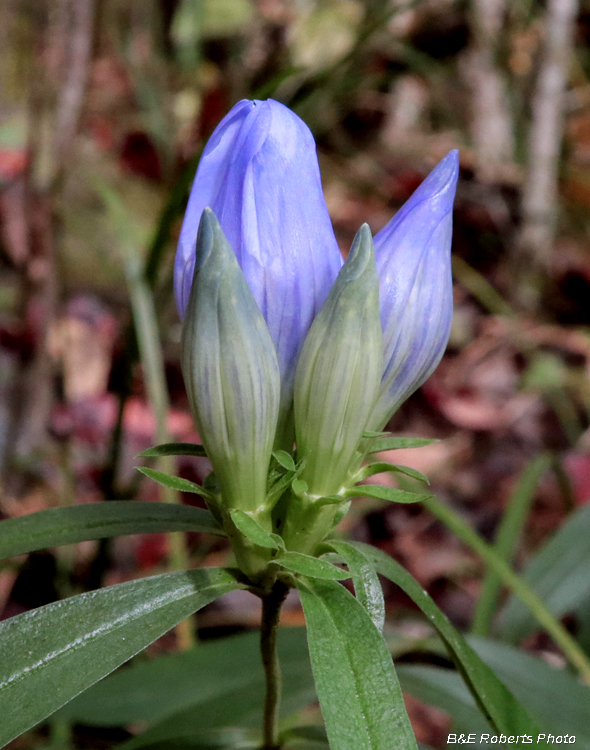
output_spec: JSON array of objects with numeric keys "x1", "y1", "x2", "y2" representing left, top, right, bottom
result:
[
  {"x1": 367, "y1": 437, "x2": 438, "y2": 453},
  {"x1": 58, "y1": 629, "x2": 315, "y2": 740},
  {"x1": 500, "y1": 502, "x2": 590, "y2": 644},
  {"x1": 346, "y1": 485, "x2": 430, "y2": 503},
  {"x1": 137, "y1": 442, "x2": 207, "y2": 458},
  {"x1": 0, "y1": 502, "x2": 224, "y2": 560},
  {"x1": 468, "y1": 636, "x2": 590, "y2": 745},
  {"x1": 362, "y1": 430, "x2": 390, "y2": 439},
  {"x1": 292, "y1": 479, "x2": 309, "y2": 497},
  {"x1": 472, "y1": 454, "x2": 551, "y2": 637},
  {"x1": 328, "y1": 541, "x2": 385, "y2": 631},
  {"x1": 355, "y1": 543, "x2": 540, "y2": 736},
  {"x1": 357, "y1": 462, "x2": 430, "y2": 485},
  {"x1": 137, "y1": 467, "x2": 213, "y2": 500},
  {"x1": 117, "y1": 727, "x2": 260, "y2": 749},
  {"x1": 273, "y1": 450, "x2": 296, "y2": 472},
  {"x1": 273, "y1": 552, "x2": 350, "y2": 580},
  {"x1": 0, "y1": 568, "x2": 243, "y2": 747},
  {"x1": 396, "y1": 665, "x2": 491, "y2": 736},
  {"x1": 298, "y1": 577, "x2": 417, "y2": 750},
  {"x1": 229, "y1": 509, "x2": 281, "y2": 550}
]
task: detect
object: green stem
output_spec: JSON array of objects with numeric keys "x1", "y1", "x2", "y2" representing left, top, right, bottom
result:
[
  {"x1": 424, "y1": 495, "x2": 590, "y2": 684},
  {"x1": 260, "y1": 581, "x2": 289, "y2": 750}
]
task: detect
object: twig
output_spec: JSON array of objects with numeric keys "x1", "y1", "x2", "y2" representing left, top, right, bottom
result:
[
  {"x1": 53, "y1": 0, "x2": 96, "y2": 178},
  {"x1": 463, "y1": 0, "x2": 514, "y2": 181},
  {"x1": 513, "y1": 0, "x2": 579, "y2": 311}
]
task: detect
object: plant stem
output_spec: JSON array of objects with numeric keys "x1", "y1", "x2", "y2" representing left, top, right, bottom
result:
[{"x1": 260, "y1": 580, "x2": 289, "y2": 750}]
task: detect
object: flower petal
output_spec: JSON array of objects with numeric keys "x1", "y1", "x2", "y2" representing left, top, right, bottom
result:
[
  {"x1": 371, "y1": 150, "x2": 459, "y2": 428},
  {"x1": 175, "y1": 99, "x2": 343, "y2": 432}
]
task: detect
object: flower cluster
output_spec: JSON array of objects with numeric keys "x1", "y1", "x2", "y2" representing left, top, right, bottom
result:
[{"x1": 176, "y1": 99, "x2": 458, "y2": 578}]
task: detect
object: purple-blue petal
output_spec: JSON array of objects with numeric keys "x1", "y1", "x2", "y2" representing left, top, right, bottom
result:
[
  {"x1": 371, "y1": 150, "x2": 459, "y2": 428},
  {"x1": 175, "y1": 99, "x2": 343, "y2": 412}
]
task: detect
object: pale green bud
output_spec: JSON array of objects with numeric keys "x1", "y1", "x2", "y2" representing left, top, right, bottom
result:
[
  {"x1": 181, "y1": 208, "x2": 280, "y2": 517},
  {"x1": 293, "y1": 223, "x2": 383, "y2": 496}
]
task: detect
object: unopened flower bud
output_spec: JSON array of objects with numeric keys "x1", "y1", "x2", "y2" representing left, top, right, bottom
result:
[
  {"x1": 370, "y1": 150, "x2": 459, "y2": 429},
  {"x1": 181, "y1": 208, "x2": 280, "y2": 518},
  {"x1": 293, "y1": 224, "x2": 383, "y2": 496}
]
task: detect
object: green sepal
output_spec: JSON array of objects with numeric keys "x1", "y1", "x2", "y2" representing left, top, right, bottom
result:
[
  {"x1": 266, "y1": 458, "x2": 307, "y2": 508},
  {"x1": 272, "y1": 551, "x2": 350, "y2": 580},
  {"x1": 293, "y1": 224, "x2": 383, "y2": 497},
  {"x1": 137, "y1": 467, "x2": 214, "y2": 501},
  {"x1": 362, "y1": 430, "x2": 390, "y2": 439},
  {"x1": 346, "y1": 484, "x2": 431, "y2": 503},
  {"x1": 272, "y1": 450, "x2": 296, "y2": 472},
  {"x1": 229, "y1": 509, "x2": 282, "y2": 551},
  {"x1": 136, "y1": 442, "x2": 207, "y2": 458},
  {"x1": 355, "y1": 462, "x2": 430, "y2": 485},
  {"x1": 367, "y1": 437, "x2": 438, "y2": 452},
  {"x1": 181, "y1": 208, "x2": 280, "y2": 515}
]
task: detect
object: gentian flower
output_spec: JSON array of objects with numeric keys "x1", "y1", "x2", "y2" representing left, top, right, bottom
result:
[
  {"x1": 175, "y1": 99, "x2": 342, "y2": 443},
  {"x1": 370, "y1": 149, "x2": 459, "y2": 430}
]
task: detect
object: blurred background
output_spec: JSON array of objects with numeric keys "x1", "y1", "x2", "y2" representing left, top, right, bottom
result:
[{"x1": 2, "y1": 0, "x2": 590, "y2": 746}]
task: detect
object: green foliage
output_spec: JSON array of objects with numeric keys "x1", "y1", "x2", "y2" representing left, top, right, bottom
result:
[
  {"x1": 0, "y1": 502, "x2": 223, "y2": 560},
  {"x1": 346, "y1": 484, "x2": 431, "y2": 503},
  {"x1": 138, "y1": 443, "x2": 208, "y2": 458},
  {"x1": 57, "y1": 629, "x2": 316, "y2": 744},
  {"x1": 136, "y1": 467, "x2": 214, "y2": 500},
  {"x1": 357, "y1": 543, "x2": 540, "y2": 736},
  {"x1": 0, "y1": 568, "x2": 243, "y2": 746},
  {"x1": 298, "y1": 577, "x2": 417, "y2": 750},
  {"x1": 273, "y1": 552, "x2": 350, "y2": 581},
  {"x1": 366, "y1": 437, "x2": 438, "y2": 452},
  {"x1": 500, "y1": 502, "x2": 590, "y2": 643}
]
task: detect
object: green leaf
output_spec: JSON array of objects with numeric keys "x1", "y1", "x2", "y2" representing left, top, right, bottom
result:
[
  {"x1": 273, "y1": 450, "x2": 296, "y2": 472},
  {"x1": 362, "y1": 430, "x2": 390, "y2": 439},
  {"x1": 367, "y1": 437, "x2": 438, "y2": 453},
  {"x1": 273, "y1": 551, "x2": 350, "y2": 580},
  {"x1": 137, "y1": 467, "x2": 213, "y2": 500},
  {"x1": 472, "y1": 454, "x2": 550, "y2": 637},
  {"x1": 229, "y1": 509, "x2": 281, "y2": 550},
  {"x1": 357, "y1": 462, "x2": 430, "y2": 485},
  {"x1": 396, "y1": 665, "x2": 491, "y2": 736},
  {"x1": 0, "y1": 502, "x2": 224, "y2": 560},
  {"x1": 0, "y1": 568, "x2": 243, "y2": 747},
  {"x1": 292, "y1": 479, "x2": 309, "y2": 497},
  {"x1": 500, "y1": 502, "x2": 590, "y2": 643},
  {"x1": 58, "y1": 629, "x2": 315, "y2": 736},
  {"x1": 355, "y1": 543, "x2": 540, "y2": 736},
  {"x1": 298, "y1": 577, "x2": 417, "y2": 750},
  {"x1": 468, "y1": 636, "x2": 590, "y2": 744},
  {"x1": 137, "y1": 442, "x2": 207, "y2": 458},
  {"x1": 328, "y1": 541, "x2": 385, "y2": 631},
  {"x1": 346, "y1": 485, "x2": 430, "y2": 503},
  {"x1": 115, "y1": 727, "x2": 260, "y2": 749}
]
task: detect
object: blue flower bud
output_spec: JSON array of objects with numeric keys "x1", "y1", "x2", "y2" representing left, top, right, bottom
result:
[
  {"x1": 370, "y1": 150, "x2": 459, "y2": 430},
  {"x1": 293, "y1": 224, "x2": 382, "y2": 496},
  {"x1": 175, "y1": 99, "x2": 342, "y2": 443},
  {"x1": 181, "y1": 208, "x2": 280, "y2": 521}
]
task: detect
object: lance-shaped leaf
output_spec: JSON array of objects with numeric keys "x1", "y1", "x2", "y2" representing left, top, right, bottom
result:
[
  {"x1": 294, "y1": 224, "x2": 382, "y2": 496},
  {"x1": 355, "y1": 543, "x2": 540, "y2": 736},
  {"x1": 0, "y1": 502, "x2": 223, "y2": 560},
  {"x1": 182, "y1": 208, "x2": 280, "y2": 516},
  {"x1": 298, "y1": 577, "x2": 417, "y2": 750},
  {"x1": 0, "y1": 568, "x2": 243, "y2": 747}
]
